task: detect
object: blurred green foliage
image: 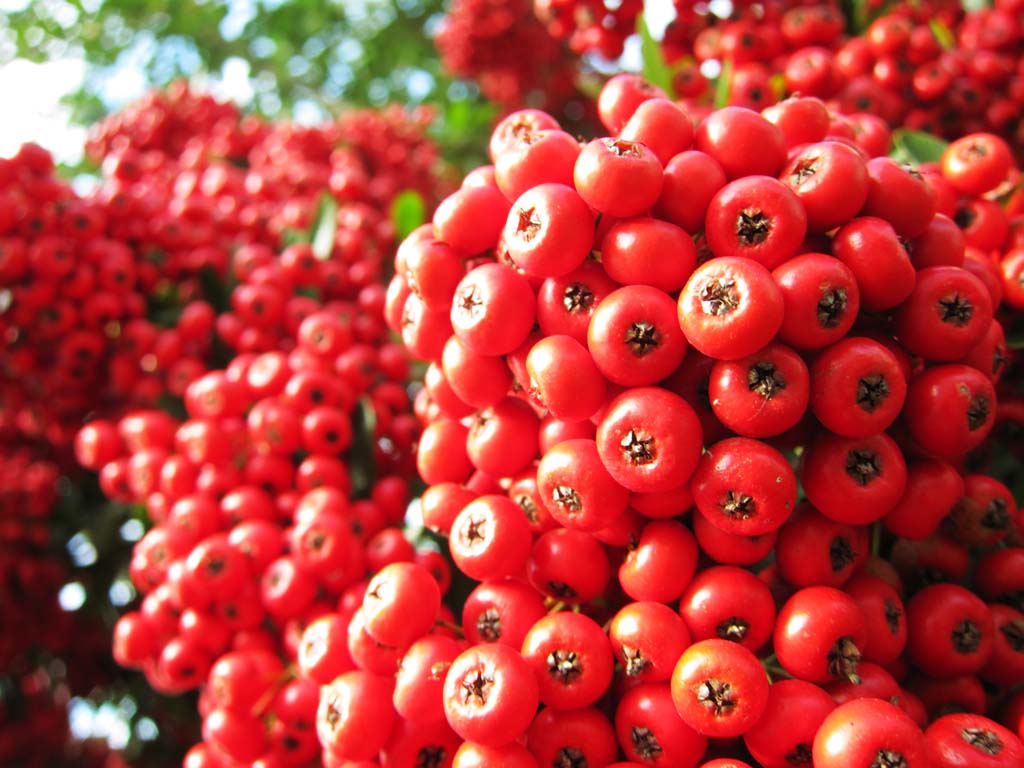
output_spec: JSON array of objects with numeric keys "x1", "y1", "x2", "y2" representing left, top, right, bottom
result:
[{"x1": 0, "y1": 0, "x2": 496, "y2": 169}]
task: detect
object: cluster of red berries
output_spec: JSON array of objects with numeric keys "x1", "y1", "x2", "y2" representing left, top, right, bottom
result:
[
  {"x1": 85, "y1": 81, "x2": 253, "y2": 162},
  {"x1": 333, "y1": 74, "x2": 1024, "y2": 768},
  {"x1": 2, "y1": 82, "x2": 449, "y2": 765},
  {"x1": 87, "y1": 297, "x2": 421, "y2": 764},
  {"x1": 1, "y1": 87, "x2": 444, "y2": 463},
  {"x1": 838, "y1": 3, "x2": 1024, "y2": 149},
  {"x1": 661, "y1": 1, "x2": 1024, "y2": 155},
  {"x1": 0, "y1": 449, "x2": 76, "y2": 674},
  {"x1": 91, "y1": 99, "x2": 442, "y2": 303},
  {"x1": 533, "y1": 0, "x2": 645, "y2": 60},
  {"x1": 0, "y1": 142, "x2": 156, "y2": 453},
  {"x1": 50, "y1": 84, "x2": 455, "y2": 767},
  {"x1": 435, "y1": 0, "x2": 582, "y2": 112},
  {"x1": 88, "y1": 83, "x2": 443, "y2": 209}
]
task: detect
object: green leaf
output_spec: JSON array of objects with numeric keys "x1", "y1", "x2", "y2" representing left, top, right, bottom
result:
[
  {"x1": 390, "y1": 189, "x2": 427, "y2": 240},
  {"x1": 348, "y1": 397, "x2": 378, "y2": 498},
  {"x1": 961, "y1": 0, "x2": 993, "y2": 11},
  {"x1": 714, "y1": 59, "x2": 733, "y2": 109},
  {"x1": 840, "y1": 0, "x2": 869, "y2": 35},
  {"x1": 637, "y1": 15, "x2": 673, "y2": 94},
  {"x1": 310, "y1": 192, "x2": 339, "y2": 261},
  {"x1": 280, "y1": 228, "x2": 307, "y2": 247},
  {"x1": 889, "y1": 129, "x2": 950, "y2": 165},
  {"x1": 928, "y1": 19, "x2": 955, "y2": 49}
]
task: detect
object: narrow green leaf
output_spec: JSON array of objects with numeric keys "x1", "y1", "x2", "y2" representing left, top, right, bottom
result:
[
  {"x1": 889, "y1": 129, "x2": 950, "y2": 165},
  {"x1": 961, "y1": 0, "x2": 993, "y2": 11},
  {"x1": 197, "y1": 264, "x2": 229, "y2": 314},
  {"x1": 310, "y1": 192, "x2": 339, "y2": 261},
  {"x1": 714, "y1": 59, "x2": 733, "y2": 109},
  {"x1": 928, "y1": 19, "x2": 955, "y2": 49},
  {"x1": 840, "y1": 0, "x2": 869, "y2": 35},
  {"x1": 637, "y1": 15, "x2": 673, "y2": 94},
  {"x1": 390, "y1": 189, "x2": 427, "y2": 240},
  {"x1": 348, "y1": 397, "x2": 378, "y2": 498}
]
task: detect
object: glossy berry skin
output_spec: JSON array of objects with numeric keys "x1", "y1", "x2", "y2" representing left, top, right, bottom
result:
[
  {"x1": 526, "y1": 334, "x2": 607, "y2": 422},
  {"x1": 526, "y1": 528, "x2": 610, "y2": 604},
  {"x1": 656, "y1": 150, "x2": 728, "y2": 233},
  {"x1": 442, "y1": 335, "x2": 511, "y2": 410},
  {"x1": 600, "y1": 217, "x2": 697, "y2": 293},
  {"x1": 813, "y1": 698, "x2": 927, "y2": 768},
  {"x1": 537, "y1": 261, "x2": 618, "y2": 345},
  {"x1": 909, "y1": 214, "x2": 966, "y2": 270},
  {"x1": 744, "y1": 678, "x2": 836, "y2": 768},
  {"x1": 801, "y1": 432, "x2": 907, "y2": 525},
  {"x1": 494, "y1": 129, "x2": 580, "y2": 201},
  {"x1": 941, "y1": 133, "x2": 1013, "y2": 196},
  {"x1": 693, "y1": 515, "x2": 777, "y2": 567},
  {"x1": 589, "y1": 285, "x2": 689, "y2": 386},
  {"x1": 781, "y1": 141, "x2": 869, "y2": 233},
  {"x1": 520, "y1": 611, "x2": 613, "y2": 710},
  {"x1": 772, "y1": 252, "x2": 860, "y2": 350},
  {"x1": 860, "y1": 156, "x2": 937, "y2": 239},
  {"x1": 608, "y1": 601, "x2": 691, "y2": 683},
  {"x1": 316, "y1": 671, "x2": 395, "y2": 761},
  {"x1": 670, "y1": 638, "x2": 769, "y2": 738},
  {"x1": 695, "y1": 107, "x2": 787, "y2": 180},
  {"x1": 450, "y1": 263, "x2": 536, "y2": 356},
  {"x1": 691, "y1": 437, "x2": 797, "y2": 536},
  {"x1": 527, "y1": 706, "x2": 618, "y2": 768},
  {"x1": 434, "y1": 184, "x2": 512, "y2": 257},
  {"x1": 502, "y1": 183, "x2": 594, "y2": 278},
  {"x1": 774, "y1": 504, "x2": 866, "y2": 590},
  {"x1": 708, "y1": 341, "x2": 809, "y2": 438},
  {"x1": 809, "y1": 337, "x2": 907, "y2": 438},
  {"x1": 461, "y1": 578, "x2": 546, "y2": 649},
  {"x1": 904, "y1": 364, "x2": 996, "y2": 460},
  {"x1": 1000, "y1": 249, "x2": 1024, "y2": 309},
  {"x1": 393, "y1": 635, "x2": 465, "y2": 723},
  {"x1": 924, "y1": 713, "x2": 1024, "y2": 768},
  {"x1": 615, "y1": 682, "x2": 708, "y2": 767},
  {"x1": 762, "y1": 97, "x2": 830, "y2": 148},
  {"x1": 449, "y1": 495, "x2": 533, "y2": 582},
  {"x1": 619, "y1": 520, "x2": 699, "y2": 603},
  {"x1": 489, "y1": 109, "x2": 560, "y2": 162},
  {"x1": 595, "y1": 387, "x2": 703, "y2": 494},
  {"x1": 597, "y1": 74, "x2": 666, "y2": 133},
  {"x1": 906, "y1": 583, "x2": 994, "y2": 679},
  {"x1": 618, "y1": 98, "x2": 694, "y2": 166},
  {"x1": 774, "y1": 587, "x2": 866, "y2": 684},
  {"x1": 453, "y1": 740, "x2": 538, "y2": 768},
  {"x1": 832, "y1": 217, "x2": 916, "y2": 312},
  {"x1": 704, "y1": 176, "x2": 807, "y2": 269},
  {"x1": 574, "y1": 138, "x2": 663, "y2": 218},
  {"x1": 945, "y1": 475, "x2": 1018, "y2": 550},
  {"x1": 678, "y1": 256, "x2": 784, "y2": 361},
  {"x1": 883, "y1": 460, "x2": 964, "y2": 541},
  {"x1": 465, "y1": 396, "x2": 539, "y2": 477},
  {"x1": 442, "y1": 643, "x2": 539, "y2": 746},
  {"x1": 679, "y1": 566, "x2": 776, "y2": 652},
  {"x1": 536, "y1": 438, "x2": 629, "y2": 532},
  {"x1": 893, "y1": 267, "x2": 993, "y2": 362},
  {"x1": 843, "y1": 573, "x2": 907, "y2": 665}
]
